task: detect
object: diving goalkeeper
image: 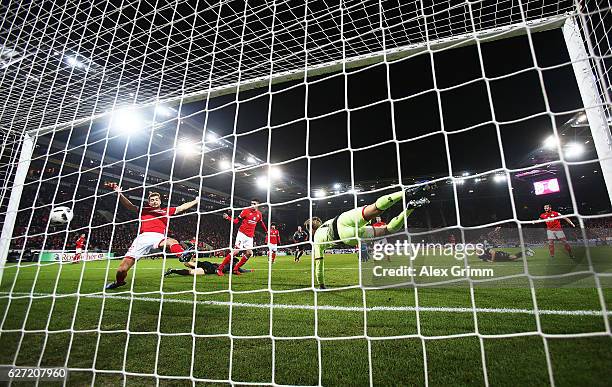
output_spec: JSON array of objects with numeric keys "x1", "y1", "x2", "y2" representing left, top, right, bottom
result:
[{"x1": 304, "y1": 190, "x2": 429, "y2": 289}]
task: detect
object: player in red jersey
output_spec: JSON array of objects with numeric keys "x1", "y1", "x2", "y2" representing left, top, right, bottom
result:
[
  {"x1": 267, "y1": 223, "x2": 281, "y2": 263},
  {"x1": 104, "y1": 183, "x2": 199, "y2": 289},
  {"x1": 217, "y1": 198, "x2": 268, "y2": 276},
  {"x1": 538, "y1": 204, "x2": 575, "y2": 258},
  {"x1": 73, "y1": 233, "x2": 86, "y2": 263}
]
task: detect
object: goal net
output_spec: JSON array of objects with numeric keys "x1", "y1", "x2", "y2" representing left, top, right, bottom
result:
[{"x1": 0, "y1": 0, "x2": 611, "y2": 385}]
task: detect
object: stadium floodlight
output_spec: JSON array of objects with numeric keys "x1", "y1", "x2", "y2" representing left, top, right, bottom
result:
[
  {"x1": 155, "y1": 105, "x2": 173, "y2": 118},
  {"x1": 314, "y1": 189, "x2": 326, "y2": 198},
  {"x1": 565, "y1": 142, "x2": 584, "y2": 159},
  {"x1": 493, "y1": 174, "x2": 507, "y2": 183},
  {"x1": 256, "y1": 176, "x2": 269, "y2": 189},
  {"x1": 110, "y1": 108, "x2": 143, "y2": 134},
  {"x1": 176, "y1": 139, "x2": 199, "y2": 156},
  {"x1": 65, "y1": 55, "x2": 84, "y2": 69},
  {"x1": 462, "y1": 172, "x2": 470, "y2": 177},
  {"x1": 333, "y1": 183, "x2": 341, "y2": 189},
  {"x1": 270, "y1": 166, "x2": 282, "y2": 179},
  {"x1": 206, "y1": 132, "x2": 218, "y2": 143},
  {"x1": 543, "y1": 135, "x2": 560, "y2": 150},
  {"x1": 219, "y1": 159, "x2": 231, "y2": 170},
  {"x1": 246, "y1": 156, "x2": 256, "y2": 164}
]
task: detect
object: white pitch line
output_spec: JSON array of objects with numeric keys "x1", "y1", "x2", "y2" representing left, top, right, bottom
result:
[{"x1": 1, "y1": 292, "x2": 610, "y2": 317}]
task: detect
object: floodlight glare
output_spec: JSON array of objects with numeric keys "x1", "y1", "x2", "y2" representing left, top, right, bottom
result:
[
  {"x1": 543, "y1": 135, "x2": 559, "y2": 150},
  {"x1": 493, "y1": 174, "x2": 507, "y2": 183},
  {"x1": 155, "y1": 105, "x2": 172, "y2": 118},
  {"x1": 256, "y1": 176, "x2": 269, "y2": 189},
  {"x1": 270, "y1": 167, "x2": 282, "y2": 179},
  {"x1": 177, "y1": 139, "x2": 199, "y2": 156},
  {"x1": 565, "y1": 142, "x2": 584, "y2": 159},
  {"x1": 219, "y1": 160, "x2": 231, "y2": 170},
  {"x1": 462, "y1": 172, "x2": 470, "y2": 177},
  {"x1": 111, "y1": 108, "x2": 142, "y2": 133},
  {"x1": 314, "y1": 190, "x2": 326, "y2": 198},
  {"x1": 333, "y1": 183, "x2": 341, "y2": 189},
  {"x1": 66, "y1": 56, "x2": 82, "y2": 68},
  {"x1": 206, "y1": 132, "x2": 218, "y2": 143},
  {"x1": 246, "y1": 156, "x2": 256, "y2": 164}
]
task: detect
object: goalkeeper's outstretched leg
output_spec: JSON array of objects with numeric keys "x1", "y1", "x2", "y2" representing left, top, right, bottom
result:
[{"x1": 304, "y1": 190, "x2": 429, "y2": 289}]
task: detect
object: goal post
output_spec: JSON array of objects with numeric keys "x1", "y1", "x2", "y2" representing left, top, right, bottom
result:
[
  {"x1": 562, "y1": 16, "x2": 612, "y2": 205},
  {"x1": 0, "y1": 133, "x2": 33, "y2": 286}
]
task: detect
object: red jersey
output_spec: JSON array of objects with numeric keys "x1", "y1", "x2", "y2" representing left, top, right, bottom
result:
[
  {"x1": 540, "y1": 211, "x2": 562, "y2": 230},
  {"x1": 140, "y1": 206, "x2": 176, "y2": 234},
  {"x1": 230, "y1": 208, "x2": 267, "y2": 238},
  {"x1": 372, "y1": 221, "x2": 386, "y2": 228},
  {"x1": 75, "y1": 236, "x2": 86, "y2": 248},
  {"x1": 267, "y1": 229, "x2": 280, "y2": 245}
]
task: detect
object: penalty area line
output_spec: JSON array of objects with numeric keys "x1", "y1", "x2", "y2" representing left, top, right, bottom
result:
[{"x1": 1, "y1": 291, "x2": 611, "y2": 317}]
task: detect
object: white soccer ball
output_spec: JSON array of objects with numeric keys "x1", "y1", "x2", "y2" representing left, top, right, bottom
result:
[{"x1": 50, "y1": 206, "x2": 74, "y2": 224}]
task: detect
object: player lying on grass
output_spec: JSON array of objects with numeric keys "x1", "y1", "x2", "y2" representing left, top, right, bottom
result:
[
  {"x1": 478, "y1": 247, "x2": 534, "y2": 262},
  {"x1": 164, "y1": 257, "x2": 252, "y2": 277},
  {"x1": 304, "y1": 190, "x2": 430, "y2": 289},
  {"x1": 104, "y1": 183, "x2": 199, "y2": 290},
  {"x1": 216, "y1": 198, "x2": 267, "y2": 276}
]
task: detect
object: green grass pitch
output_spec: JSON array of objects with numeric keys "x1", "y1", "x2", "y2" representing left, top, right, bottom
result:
[{"x1": 0, "y1": 248, "x2": 611, "y2": 386}]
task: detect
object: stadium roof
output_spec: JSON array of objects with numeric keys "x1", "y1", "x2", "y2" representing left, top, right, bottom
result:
[{"x1": 1, "y1": 0, "x2": 575, "y2": 134}]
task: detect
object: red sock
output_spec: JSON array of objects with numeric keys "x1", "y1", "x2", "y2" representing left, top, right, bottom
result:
[
  {"x1": 116, "y1": 270, "x2": 127, "y2": 284},
  {"x1": 169, "y1": 243, "x2": 184, "y2": 257},
  {"x1": 548, "y1": 241, "x2": 555, "y2": 256},
  {"x1": 234, "y1": 256, "x2": 248, "y2": 272},
  {"x1": 272, "y1": 252, "x2": 276, "y2": 262},
  {"x1": 218, "y1": 253, "x2": 232, "y2": 271},
  {"x1": 562, "y1": 240, "x2": 572, "y2": 255}
]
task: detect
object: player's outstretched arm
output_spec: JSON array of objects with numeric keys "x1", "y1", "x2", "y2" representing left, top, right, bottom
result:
[
  {"x1": 259, "y1": 219, "x2": 268, "y2": 233},
  {"x1": 223, "y1": 212, "x2": 240, "y2": 224},
  {"x1": 564, "y1": 217, "x2": 576, "y2": 227},
  {"x1": 106, "y1": 182, "x2": 138, "y2": 212},
  {"x1": 175, "y1": 196, "x2": 199, "y2": 215}
]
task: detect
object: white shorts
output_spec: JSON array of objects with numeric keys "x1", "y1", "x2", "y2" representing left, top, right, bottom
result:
[
  {"x1": 75, "y1": 248, "x2": 82, "y2": 254},
  {"x1": 269, "y1": 243, "x2": 278, "y2": 252},
  {"x1": 126, "y1": 232, "x2": 165, "y2": 259},
  {"x1": 547, "y1": 230, "x2": 566, "y2": 240},
  {"x1": 234, "y1": 231, "x2": 254, "y2": 250}
]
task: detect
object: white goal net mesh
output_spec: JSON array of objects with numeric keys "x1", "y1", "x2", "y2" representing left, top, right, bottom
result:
[{"x1": 0, "y1": 0, "x2": 611, "y2": 385}]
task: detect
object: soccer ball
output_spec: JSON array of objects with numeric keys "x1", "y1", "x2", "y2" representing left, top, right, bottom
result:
[
  {"x1": 525, "y1": 248, "x2": 535, "y2": 257},
  {"x1": 49, "y1": 206, "x2": 74, "y2": 224}
]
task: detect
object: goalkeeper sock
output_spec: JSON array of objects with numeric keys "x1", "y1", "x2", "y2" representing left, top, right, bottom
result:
[
  {"x1": 375, "y1": 191, "x2": 404, "y2": 211},
  {"x1": 387, "y1": 208, "x2": 415, "y2": 233},
  {"x1": 315, "y1": 258, "x2": 324, "y2": 286},
  {"x1": 172, "y1": 269, "x2": 190, "y2": 276}
]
